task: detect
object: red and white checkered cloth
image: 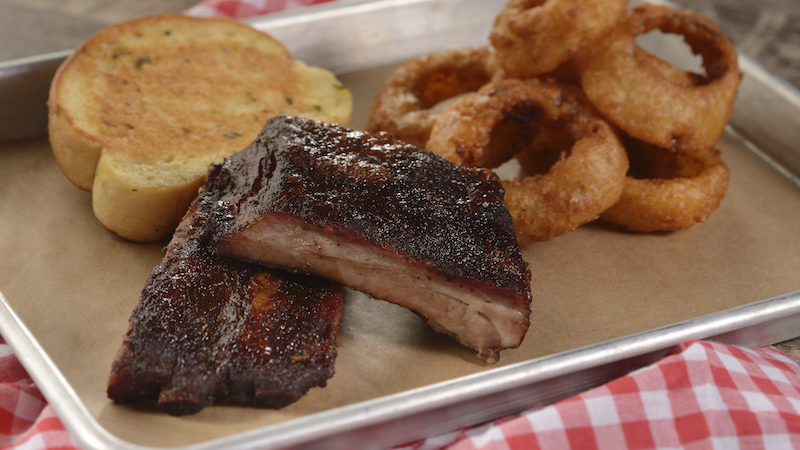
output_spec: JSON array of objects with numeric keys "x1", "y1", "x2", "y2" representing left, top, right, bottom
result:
[
  {"x1": 0, "y1": 338, "x2": 76, "y2": 450},
  {"x1": 4, "y1": 336, "x2": 800, "y2": 449},
  {"x1": 5, "y1": 1, "x2": 800, "y2": 449},
  {"x1": 183, "y1": 0, "x2": 335, "y2": 18},
  {"x1": 396, "y1": 341, "x2": 800, "y2": 450}
]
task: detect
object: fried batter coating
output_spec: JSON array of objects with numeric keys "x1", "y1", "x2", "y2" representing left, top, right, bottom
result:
[
  {"x1": 490, "y1": 0, "x2": 627, "y2": 78},
  {"x1": 576, "y1": 3, "x2": 742, "y2": 153},
  {"x1": 366, "y1": 46, "x2": 498, "y2": 148},
  {"x1": 600, "y1": 136, "x2": 730, "y2": 232},
  {"x1": 427, "y1": 78, "x2": 629, "y2": 244}
]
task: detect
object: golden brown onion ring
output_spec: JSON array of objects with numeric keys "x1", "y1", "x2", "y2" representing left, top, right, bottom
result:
[
  {"x1": 365, "y1": 46, "x2": 498, "y2": 148},
  {"x1": 489, "y1": 0, "x2": 627, "y2": 79},
  {"x1": 426, "y1": 78, "x2": 629, "y2": 244},
  {"x1": 577, "y1": 3, "x2": 742, "y2": 152},
  {"x1": 600, "y1": 136, "x2": 730, "y2": 232}
]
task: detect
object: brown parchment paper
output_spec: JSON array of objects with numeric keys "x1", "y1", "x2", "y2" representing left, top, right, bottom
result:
[{"x1": 2, "y1": 62, "x2": 800, "y2": 448}]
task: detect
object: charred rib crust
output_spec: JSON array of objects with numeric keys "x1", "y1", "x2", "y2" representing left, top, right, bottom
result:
[
  {"x1": 213, "y1": 115, "x2": 531, "y2": 305},
  {"x1": 212, "y1": 115, "x2": 532, "y2": 362},
  {"x1": 107, "y1": 171, "x2": 343, "y2": 415}
]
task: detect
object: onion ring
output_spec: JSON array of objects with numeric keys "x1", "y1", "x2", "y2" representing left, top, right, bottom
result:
[
  {"x1": 599, "y1": 135, "x2": 730, "y2": 232},
  {"x1": 365, "y1": 46, "x2": 498, "y2": 148},
  {"x1": 577, "y1": 3, "x2": 742, "y2": 152},
  {"x1": 489, "y1": 0, "x2": 627, "y2": 79},
  {"x1": 426, "y1": 78, "x2": 628, "y2": 243}
]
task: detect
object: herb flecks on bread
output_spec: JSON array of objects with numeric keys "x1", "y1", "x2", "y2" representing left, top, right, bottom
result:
[{"x1": 48, "y1": 14, "x2": 353, "y2": 242}]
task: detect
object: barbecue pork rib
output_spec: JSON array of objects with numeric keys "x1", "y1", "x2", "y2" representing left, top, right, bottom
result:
[
  {"x1": 107, "y1": 172, "x2": 343, "y2": 416},
  {"x1": 212, "y1": 115, "x2": 532, "y2": 363}
]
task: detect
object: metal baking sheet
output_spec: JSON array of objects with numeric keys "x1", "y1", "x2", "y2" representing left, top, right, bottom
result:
[{"x1": 2, "y1": 0, "x2": 800, "y2": 449}]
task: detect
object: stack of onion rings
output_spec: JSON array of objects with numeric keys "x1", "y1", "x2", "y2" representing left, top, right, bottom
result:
[
  {"x1": 366, "y1": 1, "x2": 741, "y2": 242},
  {"x1": 573, "y1": 3, "x2": 739, "y2": 231},
  {"x1": 427, "y1": 78, "x2": 628, "y2": 244}
]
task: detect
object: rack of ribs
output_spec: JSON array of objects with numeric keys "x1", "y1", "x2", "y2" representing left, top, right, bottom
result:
[
  {"x1": 211, "y1": 115, "x2": 532, "y2": 363},
  {"x1": 107, "y1": 163, "x2": 343, "y2": 416}
]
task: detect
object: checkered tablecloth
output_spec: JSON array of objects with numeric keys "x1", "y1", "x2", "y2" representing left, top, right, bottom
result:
[
  {"x1": 5, "y1": 1, "x2": 800, "y2": 449},
  {"x1": 395, "y1": 341, "x2": 800, "y2": 450},
  {"x1": 183, "y1": 0, "x2": 335, "y2": 18},
  {"x1": 5, "y1": 335, "x2": 800, "y2": 449}
]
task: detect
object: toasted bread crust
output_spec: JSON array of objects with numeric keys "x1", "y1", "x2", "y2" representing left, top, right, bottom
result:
[
  {"x1": 92, "y1": 150, "x2": 208, "y2": 242},
  {"x1": 48, "y1": 98, "x2": 104, "y2": 191},
  {"x1": 48, "y1": 14, "x2": 352, "y2": 242}
]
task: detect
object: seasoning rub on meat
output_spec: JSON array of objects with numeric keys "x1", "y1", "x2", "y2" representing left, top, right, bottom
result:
[
  {"x1": 107, "y1": 167, "x2": 343, "y2": 416},
  {"x1": 212, "y1": 115, "x2": 532, "y2": 363}
]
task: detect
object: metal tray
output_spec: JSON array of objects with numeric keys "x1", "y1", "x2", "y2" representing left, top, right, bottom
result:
[{"x1": 2, "y1": 0, "x2": 800, "y2": 449}]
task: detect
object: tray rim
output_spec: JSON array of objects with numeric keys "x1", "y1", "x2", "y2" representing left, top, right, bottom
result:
[{"x1": 2, "y1": 0, "x2": 800, "y2": 449}]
